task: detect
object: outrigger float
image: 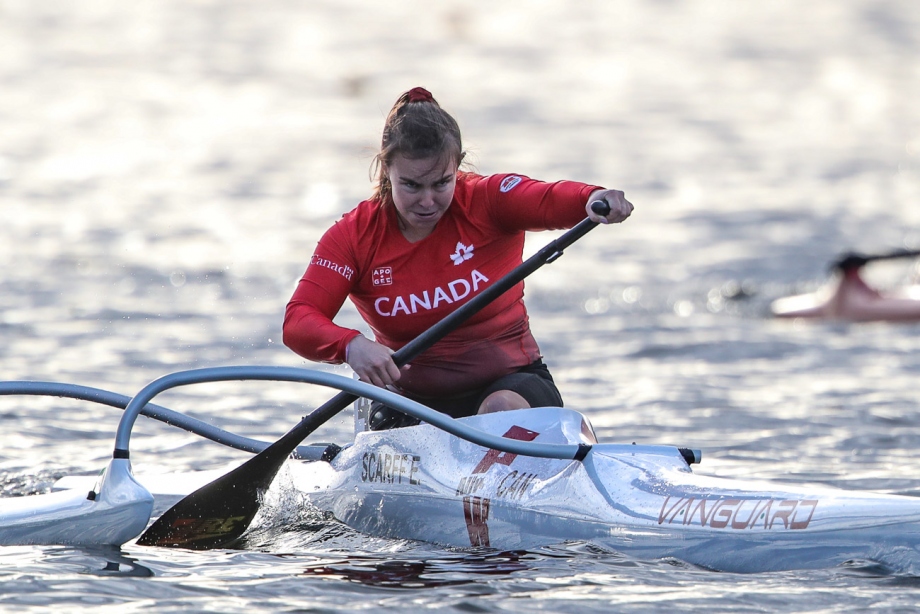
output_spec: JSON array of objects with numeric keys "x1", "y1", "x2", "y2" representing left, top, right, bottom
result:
[{"x1": 4, "y1": 365, "x2": 920, "y2": 574}]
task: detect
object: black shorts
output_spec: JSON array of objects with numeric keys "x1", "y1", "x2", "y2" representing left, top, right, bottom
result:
[{"x1": 367, "y1": 360, "x2": 563, "y2": 430}]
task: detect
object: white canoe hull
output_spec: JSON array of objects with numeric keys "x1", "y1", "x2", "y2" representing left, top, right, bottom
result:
[
  {"x1": 46, "y1": 407, "x2": 920, "y2": 573},
  {"x1": 286, "y1": 408, "x2": 920, "y2": 573}
]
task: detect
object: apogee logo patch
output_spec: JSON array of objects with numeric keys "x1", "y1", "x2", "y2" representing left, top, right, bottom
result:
[{"x1": 373, "y1": 267, "x2": 393, "y2": 286}]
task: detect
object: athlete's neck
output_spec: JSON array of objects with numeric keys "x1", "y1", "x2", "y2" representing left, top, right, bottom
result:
[{"x1": 396, "y1": 211, "x2": 436, "y2": 243}]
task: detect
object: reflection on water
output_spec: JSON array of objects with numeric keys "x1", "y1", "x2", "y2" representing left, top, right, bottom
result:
[
  {"x1": 0, "y1": 469, "x2": 67, "y2": 497},
  {"x1": 73, "y1": 547, "x2": 155, "y2": 578},
  {"x1": 2, "y1": 0, "x2": 920, "y2": 611},
  {"x1": 302, "y1": 551, "x2": 530, "y2": 589}
]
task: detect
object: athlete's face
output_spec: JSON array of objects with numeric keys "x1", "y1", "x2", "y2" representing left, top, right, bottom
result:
[{"x1": 387, "y1": 153, "x2": 457, "y2": 242}]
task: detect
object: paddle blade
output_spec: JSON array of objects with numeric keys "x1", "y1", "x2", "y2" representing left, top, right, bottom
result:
[
  {"x1": 137, "y1": 392, "x2": 354, "y2": 549},
  {"x1": 136, "y1": 450, "x2": 280, "y2": 549}
]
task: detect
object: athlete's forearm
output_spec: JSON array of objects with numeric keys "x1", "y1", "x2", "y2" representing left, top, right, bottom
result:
[{"x1": 282, "y1": 299, "x2": 361, "y2": 363}]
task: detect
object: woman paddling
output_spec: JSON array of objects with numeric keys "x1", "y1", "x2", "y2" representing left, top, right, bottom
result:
[{"x1": 283, "y1": 87, "x2": 633, "y2": 428}]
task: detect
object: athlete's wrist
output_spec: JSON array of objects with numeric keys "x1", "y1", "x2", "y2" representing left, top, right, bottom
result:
[{"x1": 345, "y1": 334, "x2": 365, "y2": 364}]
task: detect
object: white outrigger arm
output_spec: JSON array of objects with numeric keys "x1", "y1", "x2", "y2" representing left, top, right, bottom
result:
[
  {"x1": 0, "y1": 366, "x2": 607, "y2": 548},
  {"x1": 113, "y1": 367, "x2": 594, "y2": 466}
]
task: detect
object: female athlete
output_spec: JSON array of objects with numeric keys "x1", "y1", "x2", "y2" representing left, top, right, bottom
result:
[{"x1": 283, "y1": 87, "x2": 633, "y2": 428}]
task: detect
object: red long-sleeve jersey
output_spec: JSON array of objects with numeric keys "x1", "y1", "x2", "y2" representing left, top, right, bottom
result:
[{"x1": 283, "y1": 172, "x2": 601, "y2": 398}]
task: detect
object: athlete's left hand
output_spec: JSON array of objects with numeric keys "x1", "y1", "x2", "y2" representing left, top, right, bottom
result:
[{"x1": 586, "y1": 189, "x2": 634, "y2": 224}]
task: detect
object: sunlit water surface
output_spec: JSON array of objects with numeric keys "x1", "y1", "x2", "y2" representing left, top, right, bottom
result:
[{"x1": 2, "y1": 1, "x2": 920, "y2": 611}]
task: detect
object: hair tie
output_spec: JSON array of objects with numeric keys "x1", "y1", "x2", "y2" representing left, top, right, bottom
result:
[{"x1": 406, "y1": 87, "x2": 434, "y2": 103}]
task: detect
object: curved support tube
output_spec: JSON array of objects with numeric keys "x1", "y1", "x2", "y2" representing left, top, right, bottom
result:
[
  {"x1": 0, "y1": 381, "x2": 326, "y2": 460},
  {"x1": 115, "y1": 366, "x2": 587, "y2": 462}
]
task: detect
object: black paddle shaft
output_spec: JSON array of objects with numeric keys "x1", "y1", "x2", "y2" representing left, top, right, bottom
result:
[
  {"x1": 285, "y1": 200, "x2": 612, "y2": 442},
  {"x1": 137, "y1": 201, "x2": 611, "y2": 549}
]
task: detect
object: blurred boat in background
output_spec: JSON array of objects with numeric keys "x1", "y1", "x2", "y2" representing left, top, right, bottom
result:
[{"x1": 771, "y1": 251, "x2": 920, "y2": 322}]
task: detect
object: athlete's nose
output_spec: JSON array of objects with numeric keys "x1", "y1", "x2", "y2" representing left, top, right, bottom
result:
[{"x1": 418, "y1": 189, "x2": 437, "y2": 210}]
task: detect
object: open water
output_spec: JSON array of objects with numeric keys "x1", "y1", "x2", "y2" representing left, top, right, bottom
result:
[{"x1": 2, "y1": 1, "x2": 920, "y2": 611}]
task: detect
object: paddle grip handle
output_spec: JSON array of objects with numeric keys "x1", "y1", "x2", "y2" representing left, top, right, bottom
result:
[{"x1": 590, "y1": 200, "x2": 611, "y2": 217}]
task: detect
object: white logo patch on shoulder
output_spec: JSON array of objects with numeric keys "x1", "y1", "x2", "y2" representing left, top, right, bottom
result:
[
  {"x1": 450, "y1": 242, "x2": 474, "y2": 265},
  {"x1": 499, "y1": 176, "x2": 523, "y2": 193}
]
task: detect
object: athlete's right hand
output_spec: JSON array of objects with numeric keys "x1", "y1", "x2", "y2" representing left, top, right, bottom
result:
[{"x1": 345, "y1": 335, "x2": 402, "y2": 388}]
